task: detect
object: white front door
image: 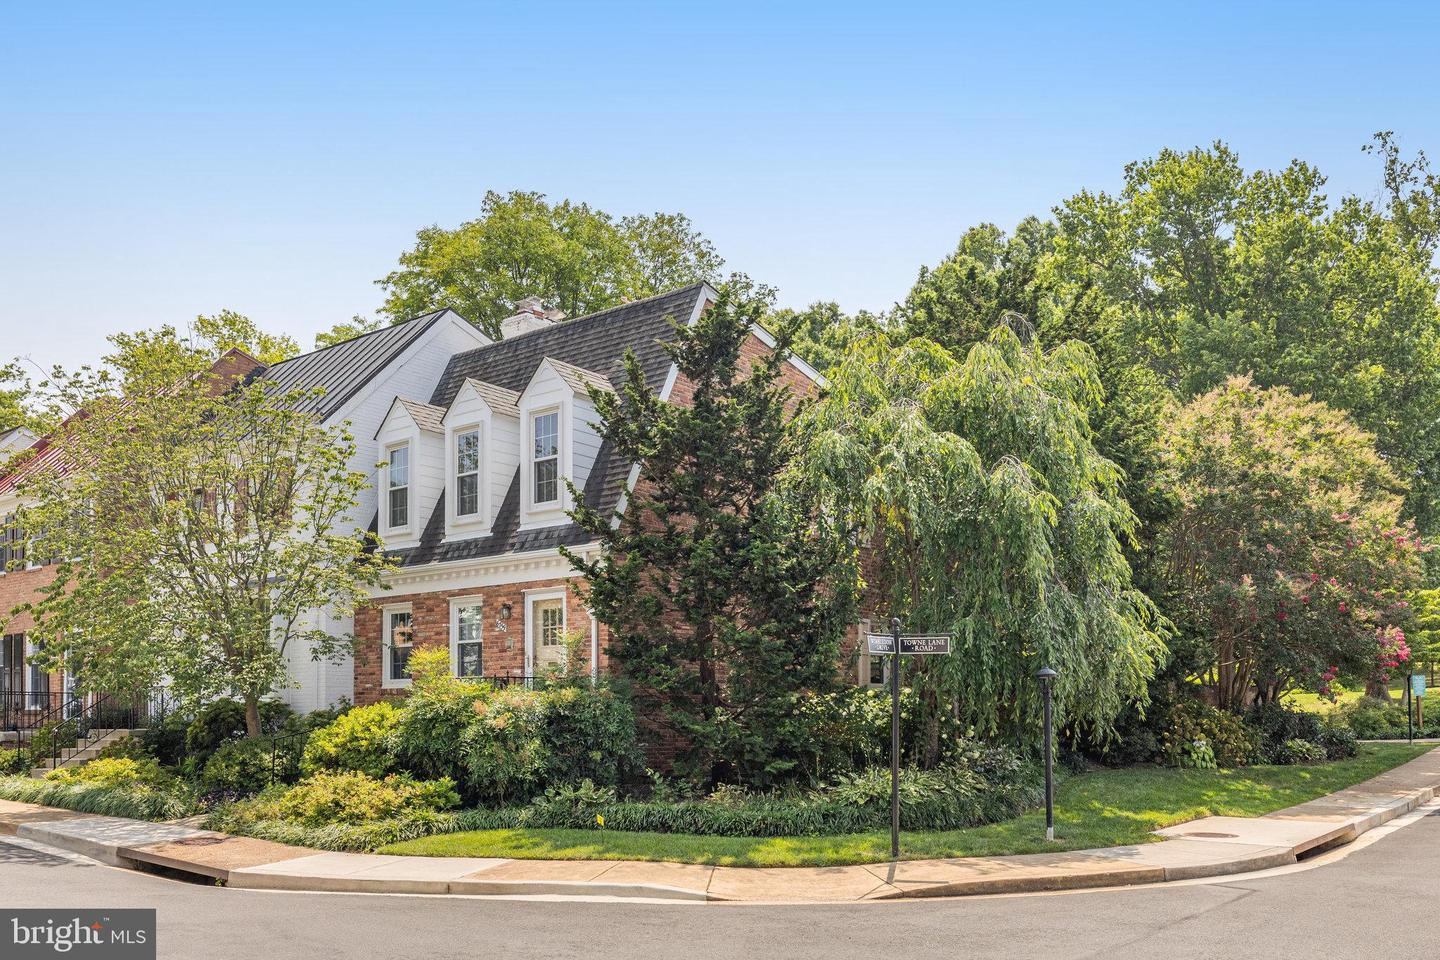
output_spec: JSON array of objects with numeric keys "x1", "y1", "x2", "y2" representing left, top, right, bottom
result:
[{"x1": 530, "y1": 596, "x2": 567, "y2": 674}]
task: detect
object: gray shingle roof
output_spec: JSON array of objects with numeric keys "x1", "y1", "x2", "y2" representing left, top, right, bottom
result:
[
  {"x1": 458, "y1": 378, "x2": 522, "y2": 418},
  {"x1": 541, "y1": 357, "x2": 617, "y2": 397},
  {"x1": 396, "y1": 398, "x2": 446, "y2": 433},
  {"x1": 389, "y1": 283, "x2": 707, "y2": 567},
  {"x1": 258, "y1": 309, "x2": 451, "y2": 421}
]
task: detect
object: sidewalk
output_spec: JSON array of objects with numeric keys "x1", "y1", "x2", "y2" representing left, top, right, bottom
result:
[{"x1": 4, "y1": 747, "x2": 1439, "y2": 904}]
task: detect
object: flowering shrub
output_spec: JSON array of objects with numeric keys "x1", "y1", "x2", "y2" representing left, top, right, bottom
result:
[
  {"x1": 1159, "y1": 699, "x2": 1258, "y2": 767},
  {"x1": 1159, "y1": 379, "x2": 1427, "y2": 710}
]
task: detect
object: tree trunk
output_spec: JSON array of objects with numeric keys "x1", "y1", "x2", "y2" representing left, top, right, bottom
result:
[
  {"x1": 243, "y1": 694, "x2": 262, "y2": 738},
  {"x1": 1365, "y1": 680, "x2": 1392, "y2": 701}
]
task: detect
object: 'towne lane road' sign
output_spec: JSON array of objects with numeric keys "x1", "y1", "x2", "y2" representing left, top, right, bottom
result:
[{"x1": 867, "y1": 633, "x2": 952, "y2": 656}]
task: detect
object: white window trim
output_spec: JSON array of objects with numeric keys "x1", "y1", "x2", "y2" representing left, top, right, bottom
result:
[
  {"x1": 523, "y1": 587, "x2": 567, "y2": 675},
  {"x1": 525, "y1": 405, "x2": 566, "y2": 518},
  {"x1": 446, "y1": 422, "x2": 489, "y2": 532},
  {"x1": 380, "y1": 603, "x2": 414, "y2": 689},
  {"x1": 449, "y1": 595, "x2": 485, "y2": 679},
  {"x1": 381, "y1": 441, "x2": 414, "y2": 539}
]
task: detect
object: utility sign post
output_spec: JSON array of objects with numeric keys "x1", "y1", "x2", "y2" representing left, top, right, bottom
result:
[{"x1": 872, "y1": 618, "x2": 954, "y2": 860}]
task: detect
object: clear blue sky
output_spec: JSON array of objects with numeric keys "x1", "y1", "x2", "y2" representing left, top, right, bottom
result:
[{"x1": 4, "y1": 1, "x2": 1438, "y2": 370}]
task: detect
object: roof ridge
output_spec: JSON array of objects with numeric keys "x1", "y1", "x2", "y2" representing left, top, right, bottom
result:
[
  {"x1": 486, "y1": 283, "x2": 706, "y2": 348},
  {"x1": 265, "y1": 308, "x2": 448, "y2": 371}
]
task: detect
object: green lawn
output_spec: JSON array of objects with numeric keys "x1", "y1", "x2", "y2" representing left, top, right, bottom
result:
[{"x1": 379, "y1": 743, "x2": 1433, "y2": 867}]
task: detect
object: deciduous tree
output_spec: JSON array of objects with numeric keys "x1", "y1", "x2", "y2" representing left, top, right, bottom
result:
[
  {"x1": 377, "y1": 191, "x2": 723, "y2": 338},
  {"x1": 1158, "y1": 377, "x2": 1426, "y2": 709},
  {"x1": 13, "y1": 328, "x2": 391, "y2": 736}
]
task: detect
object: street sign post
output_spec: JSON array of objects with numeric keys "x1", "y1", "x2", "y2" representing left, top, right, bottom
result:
[
  {"x1": 1413, "y1": 674, "x2": 1427, "y2": 735},
  {"x1": 876, "y1": 618, "x2": 954, "y2": 860}
]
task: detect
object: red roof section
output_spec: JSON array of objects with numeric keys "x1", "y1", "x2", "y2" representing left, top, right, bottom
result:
[{"x1": 0, "y1": 348, "x2": 263, "y2": 497}]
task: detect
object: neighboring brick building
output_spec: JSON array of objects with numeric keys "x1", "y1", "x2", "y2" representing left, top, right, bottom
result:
[
  {"x1": 0, "y1": 349, "x2": 266, "y2": 733},
  {"x1": 351, "y1": 283, "x2": 861, "y2": 705}
]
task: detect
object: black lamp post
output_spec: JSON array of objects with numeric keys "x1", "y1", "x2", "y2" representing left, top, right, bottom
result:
[{"x1": 1035, "y1": 666, "x2": 1058, "y2": 841}]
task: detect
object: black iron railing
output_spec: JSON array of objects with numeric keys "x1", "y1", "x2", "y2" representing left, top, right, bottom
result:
[
  {"x1": 31, "y1": 689, "x2": 168, "y2": 774},
  {"x1": 266, "y1": 729, "x2": 307, "y2": 786}
]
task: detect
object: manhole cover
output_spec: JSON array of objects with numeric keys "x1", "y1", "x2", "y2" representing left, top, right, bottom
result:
[{"x1": 1182, "y1": 831, "x2": 1239, "y2": 839}]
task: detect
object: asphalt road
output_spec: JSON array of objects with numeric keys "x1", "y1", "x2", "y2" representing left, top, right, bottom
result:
[{"x1": 2, "y1": 810, "x2": 1437, "y2": 960}]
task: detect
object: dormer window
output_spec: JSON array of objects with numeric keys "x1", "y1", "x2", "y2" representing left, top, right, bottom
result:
[
  {"x1": 531, "y1": 411, "x2": 560, "y2": 506},
  {"x1": 387, "y1": 444, "x2": 410, "y2": 528},
  {"x1": 455, "y1": 428, "x2": 481, "y2": 517}
]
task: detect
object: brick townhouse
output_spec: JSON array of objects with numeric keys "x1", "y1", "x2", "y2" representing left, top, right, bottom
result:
[
  {"x1": 0, "y1": 350, "x2": 264, "y2": 735},
  {"x1": 348, "y1": 283, "x2": 892, "y2": 704},
  {"x1": 2, "y1": 284, "x2": 885, "y2": 729}
]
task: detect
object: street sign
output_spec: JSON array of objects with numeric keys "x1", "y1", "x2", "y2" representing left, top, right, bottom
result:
[
  {"x1": 867, "y1": 633, "x2": 953, "y2": 656},
  {"x1": 1412, "y1": 673, "x2": 1427, "y2": 698}
]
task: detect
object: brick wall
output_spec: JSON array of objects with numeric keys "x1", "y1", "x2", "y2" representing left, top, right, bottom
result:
[{"x1": 354, "y1": 575, "x2": 607, "y2": 705}]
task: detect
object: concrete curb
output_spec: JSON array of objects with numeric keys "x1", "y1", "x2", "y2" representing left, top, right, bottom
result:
[{"x1": 3, "y1": 747, "x2": 1439, "y2": 904}]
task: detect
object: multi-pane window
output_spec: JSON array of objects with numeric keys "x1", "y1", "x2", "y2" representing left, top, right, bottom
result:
[
  {"x1": 387, "y1": 445, "x2": 410, "y2": 528},
  {"x1": 385, "y1": 608, "x2": 413, "y2": 684},
  {"x1": 25, "y1": 639, "x2": 48, "y2": 710},
  {"x1": 454, "y1": 602, "x2": 483, "y2": 678},
  {"x1": 532, "y1": 412, "x2": 559, "y2": 506},
  {"x1": 0, "y1": 514, "x2": 25, "y2": 572},
  {"x1": 455, "y1": 429, "x2": 480, "y2": 517},
  {"x1": 0, "y1": 634, "x2": 21, "y2": 700},
  {"x1": 538, "y1": 599, "x2": 565, "y2": 651}
]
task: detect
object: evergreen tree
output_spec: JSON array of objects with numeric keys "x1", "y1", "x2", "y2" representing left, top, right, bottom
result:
[{"x1": 565, "y1": 282, "x2": 855, "y2": 785}]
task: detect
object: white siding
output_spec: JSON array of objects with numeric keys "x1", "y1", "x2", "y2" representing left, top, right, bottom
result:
[
  {"x1": 572, "y1": 394, "x2": 602, "y2": 495},
  {"x1": 490, "y1": 413, "x2": 520, "y2": 525},
  {"x1": 280, "y1": 315, "x2": 487, "y2": 712},
  {"x1": 517, "y1": 364, "x2": 571, "y2": 529},
  {"x1": 276, "y1": 608, "x2": 356, "y2": 712}
]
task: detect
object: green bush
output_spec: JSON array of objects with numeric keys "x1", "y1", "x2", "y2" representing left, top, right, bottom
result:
[
  {"x1": 301, "y1": 701, "x2": 400, "y2": 778},
  {"x1": 0, "y1": 772, "x2": 197, "y2": 821},
  {"x1": 1246, "y1": 703, "x2": 1324, "y2": 763},
  {"x1": 1273, "y1": 738, "x2": 1328, "y2": 765},
  {"x1": 0, "y1": 748, "x2": 31, "y2": 775},
  {"x1": 390, "y1": 651, "x2": 488, "y2": 784},
  {"x1": 140, "y1": 711, "x2": 191, "y2": 768},
  {"x1": 185, "y1": 698, "x2": 294, "y2": 758},
  {"x1": 275, "y1": 771, "x2": 460, "y2": 826},
  {"x1": 1339, "y1": 696, "x2": 1411, "y2": 739},
  {"x1": 462, "y1": 686, "x2": 550, "y2": 805},
  {"x1": 201, "y1": 738, "x2": 291, "y2": 795},
  {"x1": 536, "y1": 684, "x2": 643, "y2": 789},
  {"x1": 45, "y1": 757, "x2": 174, "y2": 789},
  {"x1": 1159, "y1": 699, "x2": 1258, "y2": 767},
  {"x1": 1316, "y1": 724, "x2": 1358, "y2": 760},
  {"x1": 95, "y1": 736, "x2": 150, "y2": 762},
  {"x1": 776, "y1": 687, "x2": 920, "y2": 783}
]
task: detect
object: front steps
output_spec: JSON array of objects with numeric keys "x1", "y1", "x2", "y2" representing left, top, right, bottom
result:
[{"x1": 28, "y1": 729, "x2": 137, "y2": 778}]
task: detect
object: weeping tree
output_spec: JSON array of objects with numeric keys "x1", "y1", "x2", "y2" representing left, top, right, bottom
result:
[{"x1": 795, "y1": 324, "x2": 1169, "y2": 763}]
